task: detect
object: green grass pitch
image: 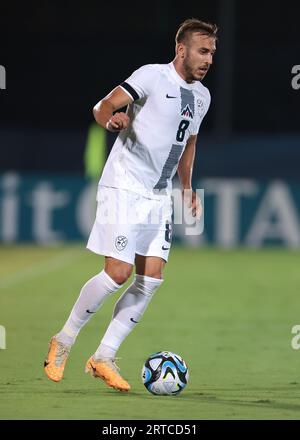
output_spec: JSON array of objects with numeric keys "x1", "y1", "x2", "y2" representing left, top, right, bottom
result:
[{"x1": 0, "y1": 245, "x2": 300, "y2": 420}]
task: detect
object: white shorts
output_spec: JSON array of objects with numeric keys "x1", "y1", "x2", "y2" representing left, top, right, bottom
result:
[{"x1": 87, "y1": 186, "x2": 173, "y2": 265}]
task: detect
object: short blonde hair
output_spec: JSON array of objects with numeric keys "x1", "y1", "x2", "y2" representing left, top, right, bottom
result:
[{"x1": 176, "y1": 18, "x2": 218, "y2": 45}]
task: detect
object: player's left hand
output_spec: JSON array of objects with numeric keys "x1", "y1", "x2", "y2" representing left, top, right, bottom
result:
[{"x1": 182, "y1": 189, "x2": 203, "y2": 219}]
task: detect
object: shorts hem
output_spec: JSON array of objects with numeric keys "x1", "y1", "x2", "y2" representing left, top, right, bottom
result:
[
  {"x1": 86, "y1": 245, "x2": 135, "y2": 265},
  {"x1": 135, "y1": 251, "x2": 169, "y2": 263}
]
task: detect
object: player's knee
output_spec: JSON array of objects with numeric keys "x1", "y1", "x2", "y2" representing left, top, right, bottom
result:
[
  {"x1": 113, "y1": 271, "x2": 132, "y2": 285},
  {"x1": 105, "y1": 264, "x2": 133, "y2": 285}
]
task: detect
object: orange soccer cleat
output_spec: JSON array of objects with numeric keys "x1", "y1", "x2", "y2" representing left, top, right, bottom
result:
[
  {"x1": 44, "y1": 336, "x2": 71, "y2": 382},
  {"x1": 85, "y1": 356, "x2": 131, "y2": 392}
]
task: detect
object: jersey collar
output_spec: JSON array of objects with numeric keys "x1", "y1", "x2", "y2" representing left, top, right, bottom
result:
[{"x1": 169, "y1": 62, "x2": 196, "y2": 90}]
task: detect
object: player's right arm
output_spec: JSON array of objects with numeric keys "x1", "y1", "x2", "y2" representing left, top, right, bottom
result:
[
  {"x1": 93, "y1": 86, "x2": 133, "y2": 132},
  {"x1": 94, "y1": 65, "x2": 159, "y2": 132}
]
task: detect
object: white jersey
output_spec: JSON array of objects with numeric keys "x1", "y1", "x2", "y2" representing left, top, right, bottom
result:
[{"x1": 99, "y1": 62, "x2": 211, "y2": 199}]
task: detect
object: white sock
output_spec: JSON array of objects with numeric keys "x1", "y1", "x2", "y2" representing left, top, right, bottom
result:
[
  {"x1": 94, "y1": 274, "x2": 163, "y2": 359},
  {"x1": 56, "y1": 270, "x2": 122, "y2": 346}
]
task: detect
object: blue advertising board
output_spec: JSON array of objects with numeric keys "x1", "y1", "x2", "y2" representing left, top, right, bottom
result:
[{"x1": 0, "y1": 173, "x2": 299, "y2": 247}]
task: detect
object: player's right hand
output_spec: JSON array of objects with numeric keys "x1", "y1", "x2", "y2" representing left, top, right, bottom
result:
[{"x1": 106, "y1": 112, "x2": 130, "y2": 132}]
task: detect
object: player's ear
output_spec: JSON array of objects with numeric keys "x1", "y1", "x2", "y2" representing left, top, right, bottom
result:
[{"x1": 176, "y1": 43, "x2": 186, "y2": 59}]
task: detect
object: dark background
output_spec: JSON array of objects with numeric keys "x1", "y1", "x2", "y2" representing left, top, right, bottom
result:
[{"x1": 0, "y1": 0, "x2": 299, "y2": 177}]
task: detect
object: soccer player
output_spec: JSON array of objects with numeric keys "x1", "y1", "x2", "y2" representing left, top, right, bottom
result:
[{"x1": 44, "y1": 18, "x2": 217, "y2": 392}]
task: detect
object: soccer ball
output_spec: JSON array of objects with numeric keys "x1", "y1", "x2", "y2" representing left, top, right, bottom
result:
[{"x1": 141, "y1": 351, "x2": 189, "y2": 396}]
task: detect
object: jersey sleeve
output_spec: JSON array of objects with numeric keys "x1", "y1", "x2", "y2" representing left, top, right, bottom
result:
[
  {"x1": 191, "y1": 90, "x2": 211, "y2": 135},
  {"x1": 120, "y1": 65, "x2": 160, "y2": 101}
]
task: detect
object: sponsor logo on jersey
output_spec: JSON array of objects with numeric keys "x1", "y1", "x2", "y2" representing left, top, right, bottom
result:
[{"x1": 166, "y1": 94, "x2": 178, "y2": 99}]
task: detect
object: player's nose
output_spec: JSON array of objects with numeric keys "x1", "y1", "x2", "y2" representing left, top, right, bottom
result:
[{"x1": 207, "y1": 54, "x2": 213, "y2": 65}]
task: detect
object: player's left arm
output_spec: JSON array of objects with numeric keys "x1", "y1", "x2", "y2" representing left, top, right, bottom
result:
[{"x1": 177, "y1": 135, "x2": 202, "y2": 219}]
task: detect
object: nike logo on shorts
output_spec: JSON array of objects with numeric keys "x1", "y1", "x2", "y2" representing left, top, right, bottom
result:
[
  {"x1": 166, "y1": 94, "x2": 177, "y2": 99},
  {"x1": 86, "y1": 310, "x2": 96, "y2": 314},
  {"x1": 162, "y1": 246, "x2": 170, "y2": 250},
  {"x1": 130, "y1": 318, "x2": 139, "y2": 324}
]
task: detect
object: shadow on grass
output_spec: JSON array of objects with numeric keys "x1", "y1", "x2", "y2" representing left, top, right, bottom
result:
[{"x1": 179, "y1": 390, "x2": 300, "y2": 413}]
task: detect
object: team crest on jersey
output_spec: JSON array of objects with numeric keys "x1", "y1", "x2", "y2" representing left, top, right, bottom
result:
[
  {"x1": 180, "y1": 87, "x2": 195, "y2": 119},
  {"x1": 197, "y1": 98, "x2": 206, "y2": 118}
]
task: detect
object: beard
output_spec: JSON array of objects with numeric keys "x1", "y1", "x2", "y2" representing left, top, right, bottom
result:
[
  {"x1": 182, "y1": 54, "x2": 205, "y2": 83},
  {"x1": 182, "y1": 56, "x2": 196, "y2": 83}
]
